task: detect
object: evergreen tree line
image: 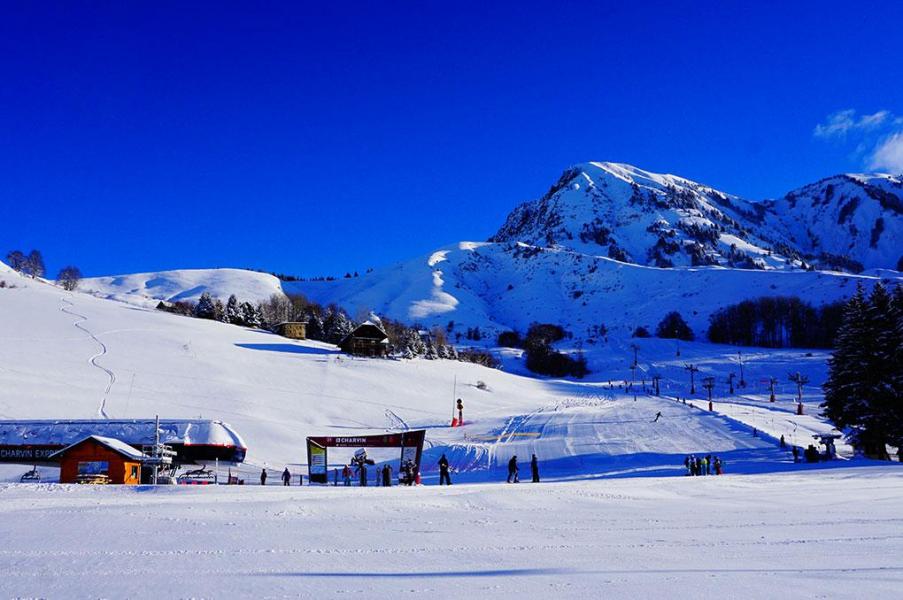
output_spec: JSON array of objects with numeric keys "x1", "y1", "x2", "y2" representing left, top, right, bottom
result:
[
  {"x1": 160, "y1": 291, "x2": 496, "y2": 366},
  {"x1": 498, "y1": 323, "x2": 588, "y2": 378},
  {"x1": 822, "y1": 283, "x2": 902, "y2": 458},
  {"x1": 707, "y1": 296, "x2": 846, "y2": 348}
]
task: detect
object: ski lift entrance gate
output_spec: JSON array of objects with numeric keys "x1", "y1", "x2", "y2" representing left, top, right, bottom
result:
[{"x1": 305, "y1": 430, "x2": 426, "y2": 484}]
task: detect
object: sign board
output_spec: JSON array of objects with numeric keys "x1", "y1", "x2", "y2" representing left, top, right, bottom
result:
[{"x1": 305, "y1": 430, "x2": 426, "y2": 485}]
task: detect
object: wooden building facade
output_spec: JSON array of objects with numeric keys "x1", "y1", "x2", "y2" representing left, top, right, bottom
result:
[
  {"x1": 274, "y1": 321, "x2": 308, "y2": 340},
  {"x1": 338, "y1": 321, "x2": 390, "y2": 357},
  {"x1": 50, "y1": 435, "x2": 144, "y2": 485}
]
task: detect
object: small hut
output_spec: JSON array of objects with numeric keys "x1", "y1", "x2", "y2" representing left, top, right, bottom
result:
[
  {"x1": 338, "y1": 321, "x2": 389, "y2": 357},
  {"x1": 274, "y1": 321, "x2": 308, "y2": 340},
  {"x1": 50, "y1": 435, "x2": 144, "y2": 485}
]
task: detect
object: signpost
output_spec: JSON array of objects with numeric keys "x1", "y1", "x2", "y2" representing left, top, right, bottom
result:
[{"x1": 305, "y1": 430, "x2": 427, "y2": 485}]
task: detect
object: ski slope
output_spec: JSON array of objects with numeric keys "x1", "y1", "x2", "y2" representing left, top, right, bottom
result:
[
  {"x1": 1, "y1": 467, "x2": 901, "y2": 599},
  {"x1": 0, "y1": 260, "x2": 881, "y2": 487}
]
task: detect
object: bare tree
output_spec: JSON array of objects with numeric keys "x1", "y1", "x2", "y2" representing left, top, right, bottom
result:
[
  {"x1": 5, "y1": 250, "x2": 26, "y2": 271},
  {"x1": 57, "y1": 266, "x2": 82, "y2": 291},
  {"x1": 25, "y1": 250, "x2": 45, "y2": 278}
]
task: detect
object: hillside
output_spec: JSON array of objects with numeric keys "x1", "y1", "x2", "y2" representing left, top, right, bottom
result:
[
  {"x1": 79, "y1": 267, "x2": 284, "y2": 307},
  {"x1": 62, "y1": 162, "x2": 901, "y2": 349},
  {"x1": 0, "y1": 263, "x2": 849, "y2": 484},
  {"x1": 763, "y1": 173, "x2": 903, "y2": 271}
]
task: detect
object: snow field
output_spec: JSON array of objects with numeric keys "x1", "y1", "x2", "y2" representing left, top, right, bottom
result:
[{"x1": 0, "y1": 467, "x2": 901, "y2": 599}]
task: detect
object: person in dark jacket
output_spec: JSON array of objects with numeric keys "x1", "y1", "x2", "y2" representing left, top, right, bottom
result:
[
  {"x1": 530, "y1": 454, "x2": 540, "y2": 483},
  {"x1": 282, "y1": 467, "x2": 291, "y2": 486},
  {"x1": 438, "y1": 454, "x2": 452, "y2": 485},
  {"x1": 260, "y1": 468, "x2": 267, "y2": 486},
  {"x1": 507, "y1": 455, "x2": 519, "y2": 483},
  {"x1": 382, "y1": 464, "x2": 392, "y2": 487},
  {"x1": 780, "y1": 434, "x2": 786, "y2": 449}
]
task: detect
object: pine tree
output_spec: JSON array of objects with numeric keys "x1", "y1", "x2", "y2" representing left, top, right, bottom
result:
[
  {"x1": 213, "y1": 299, "x2": 227, "y2": 323},
  {"x1": 323, "y1": 310, "x2": 354, "y2": 344},
  {"x1": 194, "y1": 292, "x2": 216, "y2": 320},
  {"x1": 225, "y1": 295, "x2": 242, "y2": 325},
  {"x1": 823, "y1": 283, "x2": 901, "y2": 457},
  {"x1": 306, "y1": 311, "x2": 325, "y2": 341}
]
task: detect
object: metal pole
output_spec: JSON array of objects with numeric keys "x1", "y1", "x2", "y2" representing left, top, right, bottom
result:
[
  {"x1": 452, "y1": 375, "x2": 457, "y2": 423},
  {"x1": 152, "y1": 414, "x2": 159, "y2": 485}
]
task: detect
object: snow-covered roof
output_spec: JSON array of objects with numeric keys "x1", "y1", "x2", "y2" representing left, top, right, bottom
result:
[{"x1": 49, "y1": 435, "x2": 146, "y2": 461}]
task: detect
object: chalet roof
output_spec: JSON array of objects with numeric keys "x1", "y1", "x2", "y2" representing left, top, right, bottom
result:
[
  {"x1": 49, "y1": 435, "x2": 146, "y2": 461},
  {"x1": 339, "y1": 321, "x2": 389, "y2": 345},
  {"x1": 274, "y1": 320, "x2": 309, "y2": 327}
]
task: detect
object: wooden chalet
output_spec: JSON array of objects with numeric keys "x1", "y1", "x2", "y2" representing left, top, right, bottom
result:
[
  {"x1": 274, "y1": 321, "x2": 308, "y2": 340},
  {"x1": 338, "y1": 321, "x2": 390, "y2": 357},
  {"x1": 49, "y1": 435, "x2": 144, "y2": 485}
]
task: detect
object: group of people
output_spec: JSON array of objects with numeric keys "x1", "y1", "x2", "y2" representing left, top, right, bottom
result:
[
  {"x1": 507, "y1": 454, "x2": 540, "y2": 483},
  {"x1": 683, "y1": 454, "x2": 723, "y2": 476},
  {"x1": 335, "y1": 459, "x2": 419, "y2": 486},
  {"x1": 259, "y1": 453, "x2": 544, "y2": 487},
  {"x1": 258, "y1": 468, "x2": 301, "y2": 486}
]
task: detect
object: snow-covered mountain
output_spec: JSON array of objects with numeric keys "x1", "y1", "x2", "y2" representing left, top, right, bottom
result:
[
  {"x1": 762, "y1": 173, "x2": 903, "y2": 271},
  {"x1": 491, "y1": 162, "x2": 789, "y2": 270},
  {"x1": 80, "y1": 268, "x2": 284, "y2": 307},
  {"x1": 56, "y1": 162, "x2": 902, "y2": 344},
  {"x1": 491, "y1": 161, "x2": 903, "y2": 272}
]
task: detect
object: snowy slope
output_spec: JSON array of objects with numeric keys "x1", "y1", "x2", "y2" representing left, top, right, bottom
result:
[
  {"x1": 291, "y1": 240, "x2": 891, "y2": 345},
  {"x1": 2, "y1": 467, "x2": 902, "y2": 599},
  {"x1": 763, "y1": 173, "x2": 903, "y2": 271},
  {"x1": 78, "y1": 267, "x2": 284, "y2": 306},
  {"x1": 0, "y1": 264, "x2": 854, "y2": 485},
  {"x1": 62, "y1": 163, "x2": 900, "y2": 349}
]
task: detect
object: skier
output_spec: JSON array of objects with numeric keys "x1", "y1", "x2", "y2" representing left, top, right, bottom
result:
[
  {"x1": 714, "y1": 456, "x2": 723, "y2": 475},
  {"x1": 531, "y1": 454, "x2": 540, "y2": 483},
  {"x1": 705, "y1": 454, "x2": 712, "y2": 475},
  {"x1": 653, "y1": 411, "x2": 663, "y2": 423},
  {"x1": 780, "y1": 434, "x2": 786, "y2": 449},
  {"x1": 438, "y1": 453, "x2": 452, "y2": 485},
  {"x1": 792, "y1": 446, "x2": 799, "y2": 463},
  {"x1": 282, "y1": 467, "x2": 291, "y2": 486},
  {"x1": 401, "y1": 459, "x2": 414, "y2": 486},
  {"x1": 342, "y1": 464, "x2": 352, "y2": 486},
  {"x1": 383, "y1": 464, "x2": 392, "y2": 487},
  {"x1": 260, "y1": 468, "x2": 268, "y2": 486},
  {"x1": 684, "y1": 455, "x2": 691, "y2": 476},
  {"x1": 507, "y1": 455, "x2": 519, "y2": 483},
  {"x1": 456, "y1": 398, "x2": 464, "y2": 426}
]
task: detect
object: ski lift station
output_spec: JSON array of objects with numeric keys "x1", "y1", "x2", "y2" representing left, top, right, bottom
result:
[{"x1": 0, "y1": 418, "x2": 247, "y2": 484}]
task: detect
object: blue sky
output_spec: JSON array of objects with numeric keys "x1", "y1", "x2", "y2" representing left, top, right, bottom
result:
[{"x1": 1, "y1": 1, "x2": 901, "y2": 277}]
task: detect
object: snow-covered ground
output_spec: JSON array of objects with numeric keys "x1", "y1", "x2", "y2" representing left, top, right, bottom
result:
[
  {"x1": 1, "y1": 468, "x2": 901, "y2": 599},
  {"x1": 2, "y1": 263, "x2": 902, "y2": 597}
]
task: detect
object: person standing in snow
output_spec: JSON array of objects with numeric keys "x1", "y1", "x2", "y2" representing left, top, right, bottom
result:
[
  {"x1": 342, "y1": 464, "x2": 352, "y2": 486},
  {"x1": 260, "y1": 468, "x2": 268, "y2": 486},
  {"x1": 714, "y1": 456, "x2": 723, "y2": 475},
  {"x1": 531, "y1": 454, "x2": 540, "y2": 483},
  {"x1": 438, "y1": 453, "x2": 452, "y2": 485},
  {"x1": 507, "y1": 455, "x2": 519, "y2": 483},
  {"x1": 383, "y1": 464, "x2": 392, "y2": 487},
  {"x1": 282, "y1": 467, "x2": 291, "y2": 486},
  {"x1": 780, "y1": 435, "x2": 786, "y2": 448},
  {"x1": 684, "y1": 455, "x2": 691, "y2": 475},
  {"x1": 792, "y1": 446, "x2": 799, "y2": 463},
  {"x1": 705, "y1": 455, "x2": 712, "y2": 475},
  {"x1": 653, "y1": 411, "x2": 663, "y2": 423}
]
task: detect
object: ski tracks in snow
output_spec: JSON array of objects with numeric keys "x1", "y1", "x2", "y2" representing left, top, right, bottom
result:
[{"x1": 60, "y1": 297, "x2": 115, "y2": 418}]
